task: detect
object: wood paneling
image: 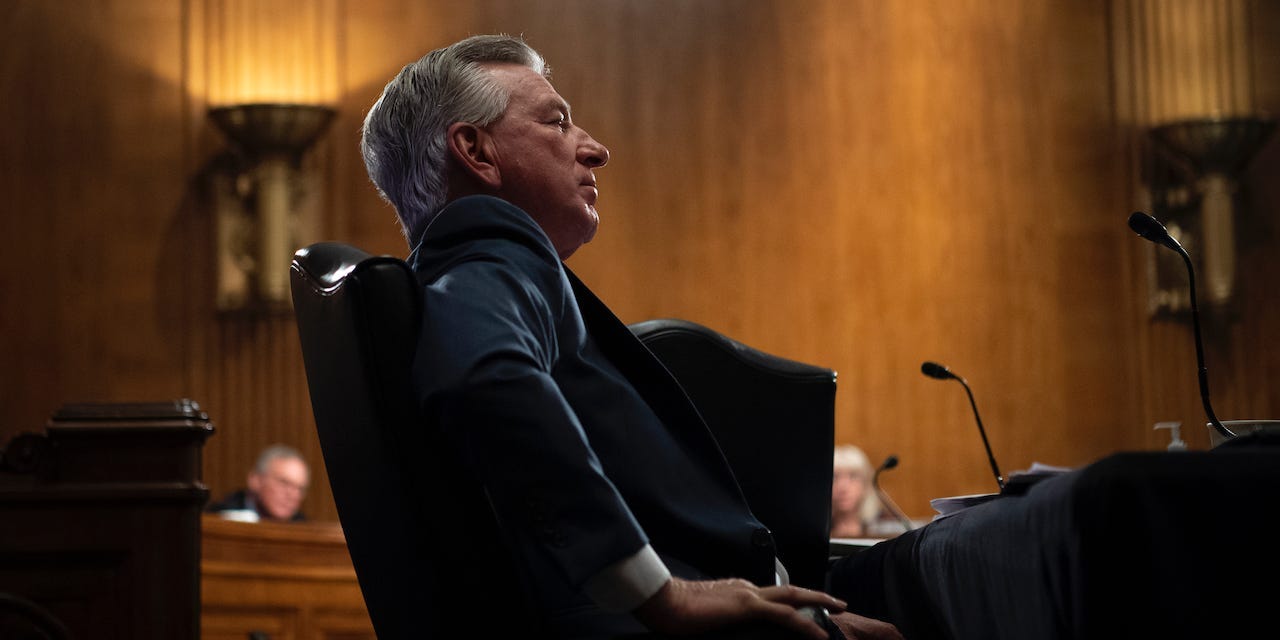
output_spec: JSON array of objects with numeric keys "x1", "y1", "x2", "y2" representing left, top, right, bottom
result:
[
  {"x1": 201, "y1": 514, "x2": 373, "y2": 640},
  {"x1": 0, "y1": 1, "x2": 195, "y2": 442},
  {"x1": 1111, "y1": 0, "x2": 1280, "y2": 455},
  {"x1": 338, "y1": 0, "x2": 1143, "y2": 508},
  {"x1": 1, "y1": 0, "x2": 1277, "y2": 524}
]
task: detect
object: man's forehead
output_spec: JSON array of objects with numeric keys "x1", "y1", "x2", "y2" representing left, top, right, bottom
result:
[
  {"x1": 270, "y1": 456, "x2": 306, "y2": 471},
  {"x1": 483, "y1": 62, "x2": 570, "y2": 112}
]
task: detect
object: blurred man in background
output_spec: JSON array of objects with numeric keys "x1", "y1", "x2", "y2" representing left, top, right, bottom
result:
[{"x1": 208, "y1": 444, "x2": 310, "y2": 523}]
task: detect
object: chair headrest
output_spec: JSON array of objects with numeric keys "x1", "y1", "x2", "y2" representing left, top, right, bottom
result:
[
  {"x1": 292, "y1": 242, "x2": 382, "y2": 292},
  {"x1": 631, "y1": 318, "x2": 833, "y2": 381}
]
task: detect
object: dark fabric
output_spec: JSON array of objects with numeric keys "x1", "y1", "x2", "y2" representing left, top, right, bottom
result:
[
  {"x1": 829, "y1": 449, "x2": 1280, "y2": 640},
  {"x1": 294, "y1": 195, "x2": 840, "y2": 639},
  {"x1": 205, "y1": 489, "x2": 306, "y2": 522},
  {"x1": 407, "y1": 195, "x2": 777, "y2": 637},
  {"x1": 631, "y1": 319, "x2": 836, "y2": 591}
]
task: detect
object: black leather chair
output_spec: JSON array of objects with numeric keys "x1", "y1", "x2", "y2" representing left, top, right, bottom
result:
[
  {"x1": 291, "y1": 242, "x2": 544, "y2": 638},
  {"x1": 629, "y1": 319, "x2": 836, "y2": 590},
  {"x1": 291, "y1": 243, "x2": 838, "y2": 637}
]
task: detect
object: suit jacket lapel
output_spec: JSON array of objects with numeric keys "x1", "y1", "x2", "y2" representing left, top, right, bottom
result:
[
  {"x1": 564, "y1": 267, "x2": 777, "y2": 586},
  {"x1": 564, "y1": 268, "x2": 720, "y2": 453}
]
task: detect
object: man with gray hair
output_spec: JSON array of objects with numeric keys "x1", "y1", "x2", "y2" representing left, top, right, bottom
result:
[
  {"x1": 208, "y1": 444, "x2": 310, "y2": 523},
  {"x1": 360, "y1": 34, "x2": 900, "y2": 640}
]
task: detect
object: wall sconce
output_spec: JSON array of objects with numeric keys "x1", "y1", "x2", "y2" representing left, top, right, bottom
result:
[
  {"x1": 208, "y1": 103, "x2": 336, "y2": 312},
  {"x1": 1143, "y1": 115, "x2": 1275, "y2": 317}
]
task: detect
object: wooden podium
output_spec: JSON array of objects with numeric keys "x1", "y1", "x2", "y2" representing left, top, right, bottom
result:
[
  {"x1": 201, "y1": 514, "x2": 374, "y2": 639},
  {"x1": 0, "y1": 400, "x2": 214, "y2": 640},
  {"x1": 1, "y1": 400, "x2": 374, "y2": 639}
]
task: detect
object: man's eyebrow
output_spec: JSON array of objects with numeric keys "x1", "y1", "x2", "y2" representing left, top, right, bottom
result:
[{"x1": 543, "y1": 96, "x2": 571, "y2": 116}]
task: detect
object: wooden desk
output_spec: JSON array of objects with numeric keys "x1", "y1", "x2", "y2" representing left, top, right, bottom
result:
[{"x1": 201, "y1": 514, "x2": 374, "y2": 640}]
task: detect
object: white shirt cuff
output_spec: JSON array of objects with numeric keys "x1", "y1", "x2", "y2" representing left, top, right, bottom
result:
[
  {"x1": 582, "y1": 544, "x2": 672, "y2": 612},
  {"x1": 775, "y1": 557, "x2": 790, "y2": 586}
]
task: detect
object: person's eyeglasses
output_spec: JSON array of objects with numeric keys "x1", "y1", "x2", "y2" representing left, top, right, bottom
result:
[{"x1": 266, "y1": 474, "x2": 308, "y2": 493}]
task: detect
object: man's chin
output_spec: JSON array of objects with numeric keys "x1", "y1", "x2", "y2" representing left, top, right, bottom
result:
[
  {"x1": 553, "y1": 210, "x2": 599, "y2": 260},
  {"x1": 571, "y1": 210, "x2": 600, "y2": 252},
  {"x1": 266, "y1": 506, "x2": 298, "y2": 520}
]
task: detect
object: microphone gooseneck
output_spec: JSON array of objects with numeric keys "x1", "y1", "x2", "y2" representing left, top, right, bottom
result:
[
  {"x1": 1127, "y1": 211, "x2": 1235, "y2": 441},
  {"x1": 872, "y1": 455, "x2": 913, "y2": 532},
  {"x1": 922, "y1": 361, "x2": 1004, "y2": 490}
]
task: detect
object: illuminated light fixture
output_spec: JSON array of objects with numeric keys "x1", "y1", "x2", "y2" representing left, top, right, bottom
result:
[
  {"x1": 208, "y1": 103, "x2": 336, "y2": 312},
  {"x1": 1147, "y1": 116, "x2": 1275, "y2": 314}
]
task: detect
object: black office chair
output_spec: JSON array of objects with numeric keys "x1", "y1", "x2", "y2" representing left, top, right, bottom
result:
[
  {"x1": 629, "y1": 319, "x2": 837, "y2": 590},
  {"x1": 291, "y1": 243, "x2": 838, "y2": 636},
  {"x1": 291, "y1": 242, "x2": 544, "y2": 638}
]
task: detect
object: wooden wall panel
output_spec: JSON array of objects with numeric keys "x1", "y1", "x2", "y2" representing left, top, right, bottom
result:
[
  {"x1": 1, "y1": 0, "x2": 1277, "y2": 525},
  {"x1": 338, "y1": 0, "x2": 1140, "y2": 510},
  {"x1": 0, "y1": 2, "x2": 194, "y2": 441},
  {"x1": 183, "y1": 0, "x2": 344, "y2": 522},
  {"x1": 1112, "y1": 0, "x2": 1280, "y2": 456}
]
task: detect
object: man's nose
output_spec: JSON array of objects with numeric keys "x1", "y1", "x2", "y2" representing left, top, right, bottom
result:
[{"x1": 580, "y1": 135, "x2": 609, "y2": 168}]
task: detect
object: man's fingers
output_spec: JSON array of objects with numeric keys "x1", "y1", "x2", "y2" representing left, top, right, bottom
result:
[
  {"x1": 830, "y1": 611, "x2": 904, "y2": 640},
  {"x1": 749, "y1": 599, "x2": 831, "y2": 640},
  {"x1": 642, "y1": 577, "x2": 860, "y2": 640},
  {"x1": 757, "y1": 584, "x2": 848, "y2": 612}
]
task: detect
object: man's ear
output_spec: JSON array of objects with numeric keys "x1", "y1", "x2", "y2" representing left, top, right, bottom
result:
[{"x1": 447, "y1": 122, "x2": 501, "y2": 190}]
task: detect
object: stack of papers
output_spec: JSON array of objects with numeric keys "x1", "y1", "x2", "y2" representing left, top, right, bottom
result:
[
  {"x1": 1002, "y1": 462, "x2": 1073, "y2": 495},
  {"x1": 929, "y1": 462, "x2": 1074, "y2": 520},
  {"x1": 929, "y1": 492, "x2": 1001, "y2": 519}
]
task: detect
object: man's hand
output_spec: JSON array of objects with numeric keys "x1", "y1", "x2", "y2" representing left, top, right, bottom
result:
[
  {"x1": 633, "y1": 576, "x2": 849, "y2": 640},
  {"x1": 828, "y1": 611, "x2": 904, "y2": 640}
]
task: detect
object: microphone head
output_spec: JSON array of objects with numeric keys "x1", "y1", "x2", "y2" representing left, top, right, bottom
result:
[
  {"x1": 880, "y1": 455, "x2": 899, "y2": 471},
  {"x1": 1127, "y1": 211, "x2": 1183, "y2": 252},
  {"x1": 921, "y1": 361, "x2": 954, "y2": 380}
]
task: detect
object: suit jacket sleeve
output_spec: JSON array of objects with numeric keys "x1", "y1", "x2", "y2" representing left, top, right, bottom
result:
[{"x1": 410, "y1": 195, "x2": 653, "y2": 595}]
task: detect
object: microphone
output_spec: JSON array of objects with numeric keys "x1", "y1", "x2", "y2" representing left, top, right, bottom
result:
[
  {"x1": 1127, "y1": 209, "x2": 1184, "y2": 252},
  {"x1": 1126, "y1": 211, "x2": 1235, "y2": 441},
  {"x1": 921, "y1": 361, "x2": 1004, "y2": 490},
  {"x1": 921, "y1": 361, "x2": 952, "y2": 380},
  {"x1": 872, "y1": 455, "x2": 914, "y2": 532}
]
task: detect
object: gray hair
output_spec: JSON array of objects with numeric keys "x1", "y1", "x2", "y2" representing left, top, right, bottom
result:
[
  {"x1": 254, "y1": 444, "x2": 306, "y2": 474},
  {"x1": 360, "y1": 34, "x2": 549, "y2": 245}
]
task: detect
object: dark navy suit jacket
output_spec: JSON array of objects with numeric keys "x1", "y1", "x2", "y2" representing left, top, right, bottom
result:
[{"x1": 407, "y1": 195, "x2": 777, "y2": 635}]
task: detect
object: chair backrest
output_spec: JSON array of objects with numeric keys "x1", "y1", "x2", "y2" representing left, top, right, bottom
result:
[
  {"x1": 290, "y1": 242, "x2": 537, "y2": 638},
  {"x1": 290, "y1": 243, "x2": 838, "y2": 632},
  {"x1": 629, "y1": 318, "x2": 837, "y2": 591}
]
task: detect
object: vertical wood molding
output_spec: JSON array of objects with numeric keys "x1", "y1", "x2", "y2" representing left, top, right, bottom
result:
[
  {"x1": 198, "y1": 0, "x2": 340, "y2": 105},
  {"x1": 5, "y1": 1, "x2": 1270, "y2": 522},
  {"x1": 184, "y1": 0, "x2": 344, "y2": 521},
  {"x1": 1113, "y1": 0, "x2": 1257, "y2": 126},
  {"x1": 1109, "y1": 0, "x2": 1278, "y2": 451},
  {"x1": 336, "y1": 0, "x2": 1135, "y2": 513}
]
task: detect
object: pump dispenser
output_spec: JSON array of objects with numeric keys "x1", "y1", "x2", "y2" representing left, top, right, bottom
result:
[{"x1": 1155, "y1": 421, "x2": 1187, "y2": 451}]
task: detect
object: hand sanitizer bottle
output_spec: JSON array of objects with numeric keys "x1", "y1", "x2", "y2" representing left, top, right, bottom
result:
[{"x1": 1155, "y1": 421, "x2": 1187, "y2": 451}]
